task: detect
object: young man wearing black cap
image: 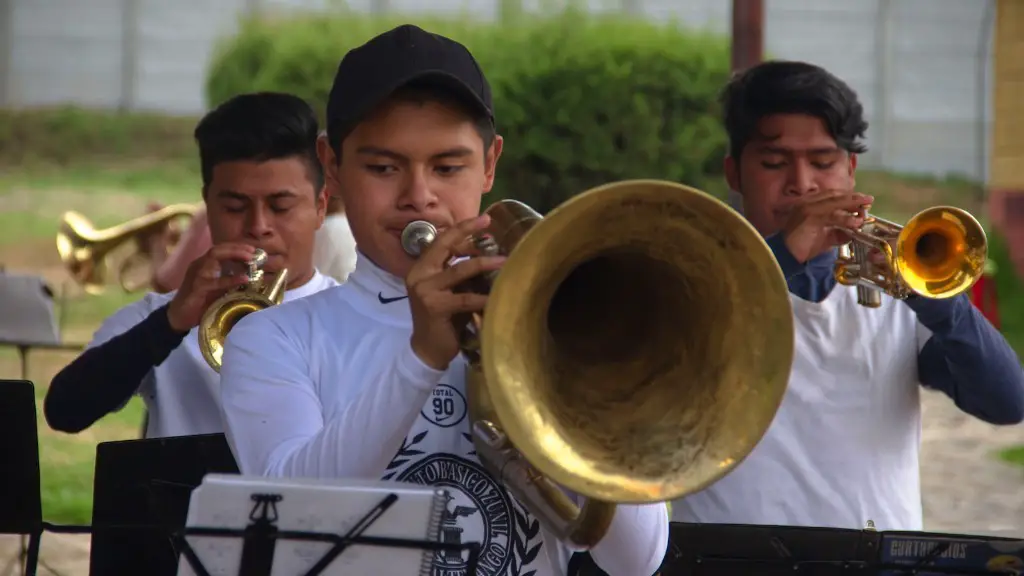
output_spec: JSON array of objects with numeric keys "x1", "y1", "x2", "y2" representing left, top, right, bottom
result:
[{"x1": 218, "y1": 25, "x2": 668, "y2": 576}]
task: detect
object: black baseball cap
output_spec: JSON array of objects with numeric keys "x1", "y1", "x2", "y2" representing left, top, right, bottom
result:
[{"x1": 326, "y1": 24, "x2": 494, "y2": 144}]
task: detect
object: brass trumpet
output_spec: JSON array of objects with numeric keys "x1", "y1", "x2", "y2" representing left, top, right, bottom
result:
[
  {"x1": 198, "y1": 249, "x2": 288, "y2": 372},
  {"x1": 56, "y1": 204, "x2": 201, "y2": 294},
  {"x1": 835, "y1": 206, "x2": 987, "y2": 308},
  {"x1": 401, "y1": 180, "x2": 794, "y2": 547}
]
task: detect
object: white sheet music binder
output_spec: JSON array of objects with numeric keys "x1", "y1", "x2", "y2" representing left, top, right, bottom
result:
[{"x1": 176, "y1": 474, "x2": 449, "y2": 576}]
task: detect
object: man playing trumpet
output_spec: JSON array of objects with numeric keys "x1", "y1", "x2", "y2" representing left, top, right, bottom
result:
[
  {"x1": 675, "y1": 60, "x2": 1024, "y2": 531},
  {"x1": 45, "y1": 92, "x2": 338, "y2": 438},
  {"x1": 217, "y1": 25, "x2": 668, "y2": 576}
]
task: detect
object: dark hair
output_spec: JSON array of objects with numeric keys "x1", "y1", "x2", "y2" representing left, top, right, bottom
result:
[
  {"x1": 720, "y1": 60, "x2": 869, "y2": 159},
  {"x1": 195, "y1": 91, "x2": 324, "y2": 192},
  {"x1": 327, "y1": 81, "x2": 496, "y2": 159}
]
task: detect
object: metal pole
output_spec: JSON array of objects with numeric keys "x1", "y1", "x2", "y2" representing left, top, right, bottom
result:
[
  {"x1": 119, "y1": 0, "x2": 140, "y2": 112},
  {"x1": 0, "y1": 0, "x2": 13, "y2": 107},
  {"x1": 621, "y1": 0, "x2": 642, "y2": 16},
  {"x1": 498, "y1": 0, "x2": 523, "y2": 22},
  {"x1": 731, "y1": 0, "x2": 765, "y2": 73},
  {"x1": 873, "y1": 0, "x2": 893, "y2": 165}
]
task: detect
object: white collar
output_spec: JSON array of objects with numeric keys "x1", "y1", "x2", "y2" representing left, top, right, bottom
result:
[
  {"x1": 342, "y1": 251, "x2": 415, "y2": 324},
  {"x1": 282, "y1": 269, "x2": 328, "y2": 301},
  {"x1": 343, "y1": 251, "x2": 476, "y2": 325},
  {"x1": 348, "y1": 251, "x2": 406, "y2": 295}
]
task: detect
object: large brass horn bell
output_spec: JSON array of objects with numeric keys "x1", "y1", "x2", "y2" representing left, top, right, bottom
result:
[
  {"x1": 402, "y1": 179, "x2": 795, "y2": 547},
  {"x1": 198, "y1": 249, "x2": 288, "y2": 372}
]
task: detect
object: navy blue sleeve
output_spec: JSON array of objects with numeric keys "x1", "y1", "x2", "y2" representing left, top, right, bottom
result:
[
  {"x1": 44, "y1": 304, "x2": 188, "y2": 433},
  {"x1": 907, "y1": 294, "x2": 1024, "y2": 425}
]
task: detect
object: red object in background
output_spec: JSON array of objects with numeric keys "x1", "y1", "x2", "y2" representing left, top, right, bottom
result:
[{"x1": 969, "y1": 261, "x2": 1000, "y2": 329}]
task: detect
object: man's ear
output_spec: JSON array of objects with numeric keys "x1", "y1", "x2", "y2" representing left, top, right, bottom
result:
[
  {"x1": 481, "y1": 135, "x2": 504, "y2": 194},
  {"x1": 849, "y1": 153, "x2": 858, "y2": 188},
  {"x1": 724, "y1": 155, "x2": 741, "y2": 194},
  {"x1": 316, "y1": 133, "x2": 340, "y2": 185},
  {"x1": 314, "y1": 181, "x2": 328, "y2": 230}
]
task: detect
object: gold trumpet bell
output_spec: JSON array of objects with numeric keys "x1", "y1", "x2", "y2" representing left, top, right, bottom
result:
[
  {"x1": 56, "y1": 212, "x2": 110, "y2": 294},
  {"x1": 895, "y1": 206, "x2": 987, "y2": 299},
  {"x1": 56, "y1": 204, "x2": 201, "y2": 293},
  {"x1": 198, "y1": 258, "x2": 289, "y2": 372},
  {"x1": 478, "y1": 180, "x2": 795, "y2": 505}
]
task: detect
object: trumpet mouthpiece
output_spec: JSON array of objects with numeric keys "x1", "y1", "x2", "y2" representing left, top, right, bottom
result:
[
  {"x1": 401, "y1": 221, "x2": 438, "y2": 257},
  {"x1": 246, "y1": 248, "x2": 269, "y2": 282}
]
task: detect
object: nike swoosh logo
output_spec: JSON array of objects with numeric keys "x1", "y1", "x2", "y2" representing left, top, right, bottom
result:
[{"x1": 378, "y1": 292, "x2": 409, "y2": 304}]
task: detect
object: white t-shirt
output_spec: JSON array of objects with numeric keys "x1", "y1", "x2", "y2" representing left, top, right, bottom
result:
[
  {"x1": 88, "y1": 271, "x2": 337, "y2": 439},
  {"x1": 313, "y1": 213, "x2": 358, "y2": 284},
  {"x1": 219, "y1": 255, "x2": 669, "y2": 576},
  {"x1": 673, "y1": 285, "x2": 929, "y2": 531}
]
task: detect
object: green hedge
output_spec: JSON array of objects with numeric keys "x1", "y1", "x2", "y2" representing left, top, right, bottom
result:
[{"x1": 205, "y1": 12, "x2": 731, "y2": 212}]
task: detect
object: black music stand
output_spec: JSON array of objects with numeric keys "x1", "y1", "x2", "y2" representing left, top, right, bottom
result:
[
  {"x1": 171, "y1": 492, "x2": 481, "y2": 576},
  {"x1": 0, "y1": 272, "x2": 85, "y2": 387},
  {"x1": 0, "y1": 380, "x2": 46, "y2": 576},
  {"x1": 0, "y1": 272, "x2": 83, "y2": 576},
  {"x1": 89, "y1": 434, "x2": 240, "y2": 576},
  {"x1": 657, "y1": 522, "x2": 880, "y2": 576},
  {"x1": 0, "y1": 384, "x2": 479, "y2": 576}
]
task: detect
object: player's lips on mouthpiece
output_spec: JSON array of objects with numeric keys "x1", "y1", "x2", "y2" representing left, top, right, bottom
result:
[{"x1": 387, "y1": 221, "x2": 449, "y2": 238}]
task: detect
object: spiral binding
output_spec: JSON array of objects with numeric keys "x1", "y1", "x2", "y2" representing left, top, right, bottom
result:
[{"x1": 419, "y1": 488, "x2": 450, "y2": 576}]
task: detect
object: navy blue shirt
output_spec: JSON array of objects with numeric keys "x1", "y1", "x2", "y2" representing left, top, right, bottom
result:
[{"x1": 764, "y1": 233, "x2": 1024, "y2": 425}]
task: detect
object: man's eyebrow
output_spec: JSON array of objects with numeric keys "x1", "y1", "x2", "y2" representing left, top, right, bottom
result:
[
  {"x1": 354, "y1": 146, "x2": 476, "y2": 161},
  {"x1": 216, "y1": 190, "x2": 248, "y2": 200},
  {"x1": 432, "y1": 147, "x2": 474, "y2": 160},
  {"x1": 267, "y1": 191, "x2": 298, "y2": 199},
  {"x1": 756, "y1": 145, "x2": 841, "y2": 155},
  {"x1": 807, "y1": 146, "x2": 842, "y2": 155},
  {"x1": 356, "y1": 146, "x2": 407, "y2": 162},
  {"x1": 215, "y1": 190, "x2": 298, "y2": 200}
]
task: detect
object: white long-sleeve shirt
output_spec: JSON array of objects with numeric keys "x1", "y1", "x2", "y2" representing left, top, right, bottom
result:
[
  {"x1": 219, "y1": 255, "x2": 668, "y2": 576},
  {"x1": 674, "y1": 285, "x2": 927, "y2": 531}
]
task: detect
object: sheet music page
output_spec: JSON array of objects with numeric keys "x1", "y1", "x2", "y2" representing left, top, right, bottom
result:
[{"x1": 176, "y1": 475, "x2": 446, "y2": 576}]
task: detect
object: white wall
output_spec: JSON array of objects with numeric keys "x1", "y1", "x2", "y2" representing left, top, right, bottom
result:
[{"x1": 0, "y1": 0, "x2": 995, "y2": 181}]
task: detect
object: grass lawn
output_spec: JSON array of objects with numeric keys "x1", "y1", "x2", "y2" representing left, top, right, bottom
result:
[
  {"x1": 1000, "y1": 445, "x2": 1024, "y2": 467},
  {"x1": 1, "y1": 108, "x2": 1021, "y2": 523}
]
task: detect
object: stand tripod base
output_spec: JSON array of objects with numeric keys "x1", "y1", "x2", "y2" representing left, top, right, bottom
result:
[{"x1": 0, "y1": 533, "x2": 47, "y2": 576}]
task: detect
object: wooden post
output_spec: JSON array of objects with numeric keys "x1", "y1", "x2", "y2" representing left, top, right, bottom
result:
[{"x1": 731, "y1": 0, "x2": 765, "y2": 73}]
